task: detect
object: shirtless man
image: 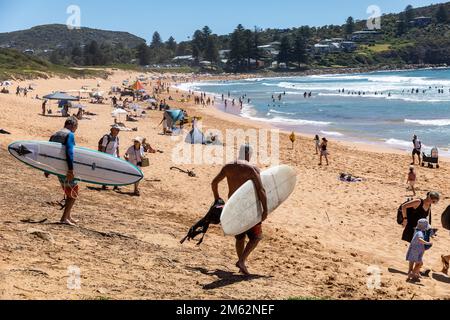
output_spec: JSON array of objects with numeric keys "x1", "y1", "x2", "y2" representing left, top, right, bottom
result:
[{"x1": 212, "y1": 144, "x2": 268, "y2": 275}]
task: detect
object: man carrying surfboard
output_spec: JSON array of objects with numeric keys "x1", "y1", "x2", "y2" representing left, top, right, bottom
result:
[
  {"x1": 212, "y1": 144, "x2": 268, "y2": 276},
  {"x1": 47, "y1": 117, "x2": 79, "y2": 226}
]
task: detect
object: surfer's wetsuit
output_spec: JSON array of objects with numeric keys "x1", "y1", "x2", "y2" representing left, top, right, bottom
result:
[{"x1": 50, "y1": 128, "x2": 78, "y2": 198}]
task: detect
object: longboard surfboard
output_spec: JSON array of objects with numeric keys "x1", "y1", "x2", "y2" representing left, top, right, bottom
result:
[
  {"x1": 8, "y1": 141, "x2": 143, "y2": 186},
  {"x1": 220, "y1": 165, "x2": 297, "y2": 236}
]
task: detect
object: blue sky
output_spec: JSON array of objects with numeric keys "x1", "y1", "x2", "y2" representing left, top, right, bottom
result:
[{"x1": 0, "y1": 0, "x2": 445, "y2": 43}]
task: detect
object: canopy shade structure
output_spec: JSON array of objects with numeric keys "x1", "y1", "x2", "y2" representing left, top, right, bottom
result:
[
  {"x1": 131, "y1": 80, "x2": 144, "y2": 91},
  {"x1": 112, "y1": 108, "x2": 128, "y2": 117},
  {"x1": 1, "y1": 81, "x2": 12, "y2": 86},
  {"x1": 43, "y1": 92, "x2": 79, "y2": 101},
  {"x1": 165, "y1": 110, "x2": 185, "y2": 122}
]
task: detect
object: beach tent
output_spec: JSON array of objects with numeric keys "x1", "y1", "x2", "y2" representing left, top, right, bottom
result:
[
  {"x1": 131, "y1": 80, "x2": 144, "y2": 91},
  {"x1": 43, "y1": 92, "x2": 79, "y2": 101},
  {"x1": 164, "y1": 110, "x2": 185, "y2": 129},
  {"x1": 1, "y1": 81, "x2": 12, "y2": 86},
  {"x1": 185, "y1": 127, "x2": 206, "y2": 144}
]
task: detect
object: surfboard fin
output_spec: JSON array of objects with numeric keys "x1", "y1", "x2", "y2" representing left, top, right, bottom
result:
[{"x1": 10, "y1": 145, "x2": 32, "y2": 156}]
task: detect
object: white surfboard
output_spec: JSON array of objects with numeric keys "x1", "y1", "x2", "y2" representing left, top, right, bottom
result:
[
  {"x1": 8, "y1": 141, "x2": 143, "y2": 186},
  {"x1": 220, "y1": 165, "x2": 297, "y2": 236}
]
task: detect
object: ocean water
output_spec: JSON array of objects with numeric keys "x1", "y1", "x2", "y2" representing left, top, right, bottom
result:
[{"x1": 179, "y1": 68, "x2": 450, "y2": 155}]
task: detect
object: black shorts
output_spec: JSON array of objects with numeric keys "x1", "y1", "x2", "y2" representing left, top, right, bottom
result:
[{"x1": 412, "y1": 149, "x2": 421, "y2": 156}]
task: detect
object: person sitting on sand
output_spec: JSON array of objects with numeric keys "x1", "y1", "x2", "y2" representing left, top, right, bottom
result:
[
  {"x1": 412, "y1": 135, "x2": 422, "y2": 166},
  {"x1": 46, "y1": 117, "x2": 79, "y2": 226},
  {"x1": 406, "y1": 219, "x2": 433, "y2": 282},
  {"x1": 125, "y1": 137, "x2": 145, "y2": 197},
  {"x1": 211, "y1": 144, "x2": 268, "y2": 275},
  {"x1": 142, "y1": 138, "x2": 157, "y2": 154},
  {"x1": 319, "y1": 138, "x2": 329, "y2": 166},
  {"x1": 407, "y1": 166, "x2": 417, "y2": 196}
]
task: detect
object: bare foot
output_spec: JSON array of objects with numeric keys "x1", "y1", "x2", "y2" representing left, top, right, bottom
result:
[
  {"x1": 60, "y1": 220, "x2": 76, "y2": 226},
  {"x1": 68, "y1": 218, "x2": 79, "y2": 225},
  {"x1": 236, "y1": 261, "x2": 250, "y2": 276}
]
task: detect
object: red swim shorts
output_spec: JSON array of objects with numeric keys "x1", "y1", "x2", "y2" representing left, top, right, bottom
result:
[{"x1": 236, "y1": 223, "x2": 263, "y2": 241}]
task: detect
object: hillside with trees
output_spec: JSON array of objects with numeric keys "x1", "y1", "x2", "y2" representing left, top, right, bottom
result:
[{"x1": 1, "y1": 2, "x2": 450, "y2": 74}]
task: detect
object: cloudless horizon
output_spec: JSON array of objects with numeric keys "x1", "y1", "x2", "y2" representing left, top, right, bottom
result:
[{"x1": 0, "y1": 0, "x2": 447, "y2": 43}]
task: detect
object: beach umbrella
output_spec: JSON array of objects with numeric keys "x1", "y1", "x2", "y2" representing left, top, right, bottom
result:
[
  {"x1": 131, "y1": 80, "x2": 144, "y2": 91},
  {"x1": 43, "y1": 92, "x2": 79, "y2": 101},
  {"x1": 112, "y1": 108, "x2": 128, "y2": 121}
]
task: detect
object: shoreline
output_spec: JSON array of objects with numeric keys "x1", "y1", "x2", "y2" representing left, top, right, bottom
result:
[{"x1": 176, "y1": 67, "x2": 450, "y2": 161}]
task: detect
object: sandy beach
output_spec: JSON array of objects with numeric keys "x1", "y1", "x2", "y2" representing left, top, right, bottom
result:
[{"x1": 0, "y1": 70, "x2": 449, "y2": 300}]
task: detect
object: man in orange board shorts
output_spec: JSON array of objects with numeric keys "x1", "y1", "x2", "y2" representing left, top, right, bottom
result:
[
  {"x1": 47, "y1": 117, "x2": 79, "y2": 226},
  {"x1": 212, "y1": 144, "x2": 268, "y2": 275}
]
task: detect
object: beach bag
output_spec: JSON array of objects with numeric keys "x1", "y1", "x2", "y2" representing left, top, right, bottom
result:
[
  {"x1": 180, "y1": 199, "x2": 225, "y2": 246},
  {"x1": 442, "y1": 206, "x2": 450, "y2": 230},
  {"x1": 397, "y1": 201, "x2": 411, "y2": 225},
  {"x1": 423, "y1": 229, "x2": 434, "y2": 251},
  {"x1": 141, "y1": 157, "x2": 150, "y2": 168},
  {"x1": 98, "y1": 134, "x2": 112, "y2": 152}
]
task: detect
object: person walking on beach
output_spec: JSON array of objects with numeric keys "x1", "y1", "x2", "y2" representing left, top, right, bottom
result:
[
  {"x1": 211, "y1": 144, "x2": 268, "y2": 276},
  {"x1": 412, "y1": 135, "x2": 422, "y2": 166},
  {"x1": 47, "y1": 117, "x2": 79, "y2": 226},
  {"x1": 314, "y1": 135, "x2": 320, "y2": 155},
  {"x1": 407, "y1": 166, "x2": 417, "y2": 196},
  {"x1": 400, "y1": 192, "x2": 439, "y2": 243},
  {"x1": 100, "y1": 125, "x2": 121, "y2": 191},
  {"x1": 319, "y1": 138, "x2": 329, "y2": 166},
  {"x1": 406, "y1": 218, "x2": 433, "y2": 282},
  {"x1": 42, "y1": 99, "x2": 48, "y2": 116}
]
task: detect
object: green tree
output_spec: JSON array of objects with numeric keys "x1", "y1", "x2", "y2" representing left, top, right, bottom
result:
[
  {"x1": 292, "y1": 34, "x2": 307, "y2": 67},
  {"x1": 136, "y1": 43, "x2": 150, "y2": 66},
  {"x1": 228, "y1": 24, "x2": 247, "y2": 70},
  {"x1": 150, "y1": 31, "x2": 163, "y2": 48},
  {"x1": 166, "y1": 36, "x2": 177, "y2": 52},
  {"x1": 204, "y1": 35, "x2": 219, "y2": 62},
  {"x1": 397, "y1": 13, "x2": 407, "y2": 36},
  {"x1": 345, "y1": 16, "x2": 355, "y2": 35},
  {"x1": 405, "y1": 5, "x2": 414, "y2": 22},
  {"x1": 277, "y1": 36, "x2": 291, "y2": 65},
  {"x1": 436, "y1": 4, "x2": 449, "y2": 23},
  {"x1": 192, "y1": 30, "x2": 204, "y2": 62}
]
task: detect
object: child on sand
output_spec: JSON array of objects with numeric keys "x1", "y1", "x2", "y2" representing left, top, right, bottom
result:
[
  {"x1": 407, "y1": 166, "x2": 417, "y2": 196},
  {"x1": 406, "y1": 218, "x2": 433, "y2": 282}
]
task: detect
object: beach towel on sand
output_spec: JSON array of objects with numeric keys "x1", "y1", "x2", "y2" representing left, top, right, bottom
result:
[{"x1": 180, "y1": 199, "x2": 225, "y2": 246}]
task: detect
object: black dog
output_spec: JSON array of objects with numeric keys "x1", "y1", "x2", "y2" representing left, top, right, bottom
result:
[{"x1": 180, "y1": 199, "x2": 225, "y2": 246}]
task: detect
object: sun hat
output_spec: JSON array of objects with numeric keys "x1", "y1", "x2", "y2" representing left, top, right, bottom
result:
[
  {"x1": 417, "y1": 218, "x2": 431, "y2": 231},
  {"x1": 133, "y1": 137, "x2": 143, "y2": 144}
]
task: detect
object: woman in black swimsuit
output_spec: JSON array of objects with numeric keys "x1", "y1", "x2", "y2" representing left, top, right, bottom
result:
[{"x1": 400, "y1": 192, "x2": 440, "y2": 243}]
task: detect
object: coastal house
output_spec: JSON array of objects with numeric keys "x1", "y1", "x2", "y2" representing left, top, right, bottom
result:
[
  {"x1": 313, "y1": 38, "x2": 357, "y2": 54},
  {"x1": 172, "y1": 55, "x2": 195, "y2": 65},
  {"x1": 351, "y1": 30, "x2": 383, "y2": 43},
  {"x1": 410, "y1": 16, "x2": 432, "y2": 27},
  {"x1": 258, "y1": 44, "x2": 280, "y2": 59}
]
